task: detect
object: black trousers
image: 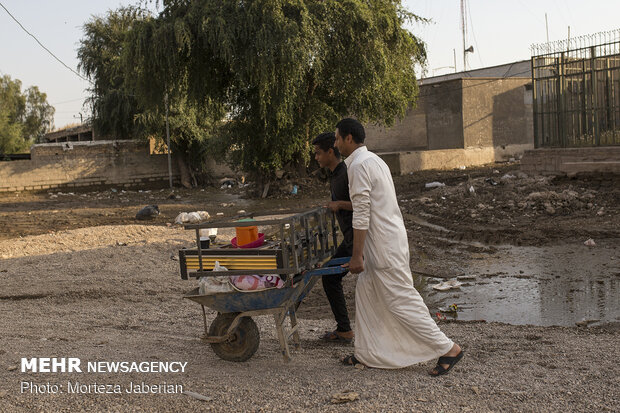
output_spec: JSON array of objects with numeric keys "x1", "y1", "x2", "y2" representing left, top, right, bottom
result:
[{"x1": 322, "y1": 242, "x2": 352, "y2": 332}]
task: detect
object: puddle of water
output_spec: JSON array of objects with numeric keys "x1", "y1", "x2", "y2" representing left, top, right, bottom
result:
[{"x1": 415, "y1": 243, "x2": 620, "y2": 326}]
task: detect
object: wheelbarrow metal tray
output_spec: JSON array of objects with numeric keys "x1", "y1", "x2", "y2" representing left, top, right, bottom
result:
[{"x1": 183, "y1": 264, "x2": 347, "y2": 313}]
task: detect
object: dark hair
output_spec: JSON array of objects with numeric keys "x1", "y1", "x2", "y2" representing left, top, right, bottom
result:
[
  {"x1": 312, "y1": 132, "x2": 340, "y2": 158},
  {"x1": 336, "y1": 118, "x2": 365, "y2": 144}
]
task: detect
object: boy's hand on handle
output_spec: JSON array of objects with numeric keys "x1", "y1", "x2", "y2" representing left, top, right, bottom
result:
[{"x1": 326, "y1": 201, "x2": 340, "y2": 212}]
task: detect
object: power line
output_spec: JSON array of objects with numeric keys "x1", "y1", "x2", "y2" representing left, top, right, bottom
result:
[
  {"x1": 51, "y1": 97, "x2": 86, "y2": 105},
  {"x1": 0, "y1": 1, "x2": 92, "y2": 84}
]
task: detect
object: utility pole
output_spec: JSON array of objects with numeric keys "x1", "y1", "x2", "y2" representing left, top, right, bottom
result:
[
  {"x1": 453, "y1": 49, "x2": 457, "y2": 73},
  {"x1": 545, "y1": 13, "x2": 549, "y2": 43},
  {"x1": 461, "y1": 0, "x2": 467, "y2": 71},
  {"x1": 164, "y1": 92, "x2": 173, "y2": 190}
]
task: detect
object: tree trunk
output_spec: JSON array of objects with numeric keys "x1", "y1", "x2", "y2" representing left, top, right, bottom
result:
[{"x1": 176, "y1": 155, "x2": 192, "y2": 189}]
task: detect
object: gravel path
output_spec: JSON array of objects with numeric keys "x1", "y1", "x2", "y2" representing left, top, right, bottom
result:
[{"x1": 1, "y1": 226, "x2": 618, "y2": 412}]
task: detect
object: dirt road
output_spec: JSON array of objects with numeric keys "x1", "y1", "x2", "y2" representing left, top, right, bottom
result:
[{"x1": 1, "y1": 164, "x2": 618, "y2": 411}]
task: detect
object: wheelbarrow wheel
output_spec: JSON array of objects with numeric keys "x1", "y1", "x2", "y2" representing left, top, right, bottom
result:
[{"x1": 208, "y1": 313, "x2": 260, "y2": 362}]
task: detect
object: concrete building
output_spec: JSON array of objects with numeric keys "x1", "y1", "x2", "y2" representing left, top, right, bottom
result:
[
  {"x1": 42, "y1": 124, "x2": 95, "y2": 143},
  {"x1": 364, "y1": 61, "x2": 534, "y2": 174}
]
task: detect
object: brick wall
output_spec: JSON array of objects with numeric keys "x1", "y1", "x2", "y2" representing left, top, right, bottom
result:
[
  {"x1": 0, "y1": 141, "x2": 181, "y2": 192},
  {"x1": 520, "y1": 147, "x2": 620, "y2": 175}
]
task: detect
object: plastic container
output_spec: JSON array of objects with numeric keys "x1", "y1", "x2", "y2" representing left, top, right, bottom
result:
[
  {"x1": 231, "y1": 233, "x2": 265, "y2": 249},
  {"x1": 235, "y1": 219, "x2": 259, "y2": 247}
]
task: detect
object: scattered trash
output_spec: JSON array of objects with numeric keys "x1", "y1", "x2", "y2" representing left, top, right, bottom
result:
[
  {"x1": 416, "y1": 397, "x2": 428, "y2": 402},
  {"x1": 185, "y1": 212, "x2": 203, "y2": 223},
  {"x1": 458, "y1": 166, "x2": 466, "y2": 170},
  {"x1": 216, "y1": 212, "x2": 224, "y2": 216},
  {"x1": 219, "y1": 177, "x2": 236, "y2": 188},
  {"x1": 7, "y1": 366, "x2": 18, "y2": 371},
  {"x1": 182, "y1": 391, "x2": 213, "y2": 402},
  {"x1": 435, "y1": 312, "x2": 446, "y2": 321},
  {"x1": 439, "y1": 304, "x2": 460, "y2": 313},
  {"x1": 331, "y1": 391, "x2": 359, "y2": 404},
  {"x1": 174, "y1": 211, "x2": 210, "y2": 224},
  {"x1": 116, "y1": 241, "x2": 127, "y2": 246},
  {"x1": 501, "y1": 174, "x2": 516, "y2": 180},
  {"x1": 425, "y1": 182, "x2": 445, "y2": 189},
  {"x1": 583, "y1": 238, "x2": 596, "y2": 247},
  {"x1": 291, "y1": 185, "x2": 298, "y2": 195},
  {"x1": 484, "y1": 178, "x2": 498, "y2": 186},
  {"x1": 493, "y1": 170, "x2": 500, "y2": 174},
  {"x1": 110, "y1": 188, "x2": 117, "y2": 193},
  {"x1": 457, "y1": 274, "x2": 477, "y2": 280},
  {"x1": 575, "y1": 319, "x2": 599, "y2": 327},
  {"x1": 135, "y1": 205, "x2": 160, "y2": 220},
  {"x1": 509, "y1": 157, "x2": 516, "y2": 162},
  {"x1": 597, "y1": 207, "x2": 605, "y2": 216},
  {"x1": 432, "y1": 279, "x2": 463, "y2": 291},
  {"x1": 468, "y1": 185, "x2": 475, "y2": 194},
  {"x1": 170, "y1": 254, "x2": 179, "y2": 261}
]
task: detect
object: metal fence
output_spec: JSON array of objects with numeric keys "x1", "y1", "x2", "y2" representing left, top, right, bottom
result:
[{"x1": 531, "y1": 30, "x2": 620, "y2": 148}]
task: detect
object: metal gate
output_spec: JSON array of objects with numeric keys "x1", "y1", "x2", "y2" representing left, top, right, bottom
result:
[{"x1": 531, "y1": 30, "x2": 620, "y2": 148}]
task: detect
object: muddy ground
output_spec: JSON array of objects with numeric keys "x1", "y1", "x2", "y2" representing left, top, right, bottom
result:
[{"x1": 0, "y1": 162, "x2": 619, "y2": 411}]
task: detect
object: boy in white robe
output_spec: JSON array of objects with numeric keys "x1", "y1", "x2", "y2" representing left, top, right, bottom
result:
[{"x1": 334, "y1": 118, "x2": 464, "y2": 376}]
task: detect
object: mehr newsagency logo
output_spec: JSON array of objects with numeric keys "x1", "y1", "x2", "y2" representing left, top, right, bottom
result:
[{"x1": 19, "y1": 357, "x2": 186, "y2": 395}]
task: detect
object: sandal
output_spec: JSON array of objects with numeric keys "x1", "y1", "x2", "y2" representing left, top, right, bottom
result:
[
  {"x1": 429, "y1": 350, "x2": 464, "y2": 376},
  {"x1": 320, "y1": 330, "x2": 353, "y2": 344},
  {"x1": 340, "y1": 354, "x2": 364, "y2": 367}
]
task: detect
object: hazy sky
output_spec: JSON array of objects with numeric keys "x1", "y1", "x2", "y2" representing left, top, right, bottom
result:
[{"x1": 1, "y1": 0, "x2": 619, "y2": 129}]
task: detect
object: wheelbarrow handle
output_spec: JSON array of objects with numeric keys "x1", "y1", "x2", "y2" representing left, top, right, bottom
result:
[
  {"x1": 305, "y1": 257, "x2": 351, "y2": 277},
  {"x1": 323, "y1": 256, "x2": 351, "y2": 267}
]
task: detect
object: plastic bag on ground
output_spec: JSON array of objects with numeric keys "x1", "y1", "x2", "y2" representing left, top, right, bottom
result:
[
  {"x1": 432, "y1": 279, "x2": 463, "y2": 291},
  {"x1": 175, "y1": 210, "x2": 210, "y2": 225}
]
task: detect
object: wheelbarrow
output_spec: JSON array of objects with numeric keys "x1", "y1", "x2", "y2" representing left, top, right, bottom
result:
[{"x1": 178, "y1": 208, "x2": 349, "y2": 362}]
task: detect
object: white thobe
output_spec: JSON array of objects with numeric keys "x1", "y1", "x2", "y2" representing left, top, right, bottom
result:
[{"x1": 345, "y1": 146, "x2": 453, "y2": 369}]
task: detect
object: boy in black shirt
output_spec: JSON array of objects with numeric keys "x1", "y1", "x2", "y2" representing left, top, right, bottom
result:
[{"x1": 312, "y1": 132, "x2": 354, "y2": 343}]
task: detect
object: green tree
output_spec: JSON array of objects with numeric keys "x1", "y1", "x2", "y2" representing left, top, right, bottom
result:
[
  {"x1": 78, "y1": 6, "x2": 221, "y2": 185},
  {"x1": 124, "y1": 0, "x2": 426, "y2": 180},
  {"x1": 78, "y1": 6, "x2": 147, "y2": 140},
  {"x1": 0, "y1": 75, "x2": 55, "y2": 154}
]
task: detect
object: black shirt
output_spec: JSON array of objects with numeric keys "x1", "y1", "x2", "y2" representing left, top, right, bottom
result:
[{"x1": 330, "y1": 162, "x2": 353, "y2": 257}]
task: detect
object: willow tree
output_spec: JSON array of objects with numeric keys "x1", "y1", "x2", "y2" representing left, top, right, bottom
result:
[
  {"x1": 125, "y1": 0, "x2": 426, "y2": 180},
  {"x1": 78, "y1": 6, "x2": 221, "y2": 185}
]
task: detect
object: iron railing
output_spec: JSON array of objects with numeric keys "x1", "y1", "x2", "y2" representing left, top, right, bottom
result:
[{"x1": 531, "y1": 30, "x2": 620, "y2": 148}]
